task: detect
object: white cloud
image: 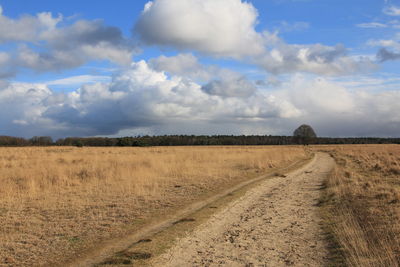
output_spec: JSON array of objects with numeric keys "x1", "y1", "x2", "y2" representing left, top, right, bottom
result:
[
  {"x1": 356, "y1": 22, "x2": 388, "y2": 28},
  {"x1": 331, "y1": 74, "x2": 400, "y2": 92},
  {"x1": 357, "y1": 20, "x2": 400, "y2": 29},
  {"x1": 389, "y1": 20, "x2": 400, "y2": 28},
  {"x1": 149, "y1": 53, "x2": 263, "y2": 84},
  {"x1": 37, "y1": 12, "x2": 63, "y2": 30},
  {"x1": 383, "y1": 5, "x2": 400, "y2": 16},
  {"x1": 275, "y1": 21, "x2": 310, "y2": 32},
  {"x1": 149, "y1": 53, "x2": 267, "y2": 98},
  {"x1": 0, "y1": 81, "x2": 59, "y2": 137},
  {"x1": 254, "y1": 38, "x2": 377, "y2": 75},
  {"x1": 135, "y1": 0, "x2": 264, "y2": 58},
  {"x1": 0, "y1": 9, "x2": 62, "y2": 43},
  {"x1": 273, "y1": 75, "x2": 400, "y2": 137},
  {"x1": 282, "y1": 75, "x2": 355, "y2": 113},
  {"x1": 45, "y1": 75, "x2": 111, "y2": 86},
  {"x1": 368, "y1": 38, "x2": 400, "y2": 50}
]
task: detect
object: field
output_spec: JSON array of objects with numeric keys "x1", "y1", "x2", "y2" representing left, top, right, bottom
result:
[
  {"x1": 317, "y1": 144, "x2": 400, "y2": 266},
  {"x1": 2, "y1": 144, "x2": 399, "y2": 267},
  {"x1": 0, "y1": 146, "x2": 308, "y2": 266}
]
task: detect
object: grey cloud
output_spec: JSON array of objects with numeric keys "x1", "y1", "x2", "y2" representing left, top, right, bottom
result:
[
  {"x1": 0, "y1": 70, "x2": 15, "y2": 79},
  {"x1": 44, "y1": 101, "x2": 155, "y2": 136},
  {"x1": 149, "y1": 53, "x2": 212, "y2": 81},
  {"x1": 0, "y1": 8, "x2": 135, "y2": 76},
  {"x1": 256, "y1": 80, "x2": 266, "y2": 86},
  {"x1": 42, "y1": 20, "x2": 129, "y2": 51},
  {"x1": 33, "y1": 19, "x2": 135, "y2": 68},
  {"x1": 376, "y1": 47, "x2": 400, "y2": 62},
  {"x1": 201, "y1": 77, "x2": 256, "y2": 98},
  {"x1": 306, "y1": 44, "x2": 346, "y2": 63},
  {"x1": 17, "y1": 46, "x2": 87, "y2": 71},
  {"x1": 0, "y1": 52, "x2": 16, "y2": 78}
]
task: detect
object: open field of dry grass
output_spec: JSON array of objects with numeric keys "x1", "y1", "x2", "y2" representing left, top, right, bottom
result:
[
  {"x1": 0, "y1": 146, "x2": 308, "y2": 266},
  {"x1": 317, "y1": 144, "x2": 400, "y2": 266}
]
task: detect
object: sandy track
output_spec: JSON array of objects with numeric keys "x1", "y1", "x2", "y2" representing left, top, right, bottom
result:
[{"x1": 152, "y1": 152, "x2": 334, "y2": 267}]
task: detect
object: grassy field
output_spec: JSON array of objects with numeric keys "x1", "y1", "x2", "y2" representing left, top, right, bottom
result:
[
  {"x1": 0, "y1": 146, "x2": 308, "y2": 266},
  {"x1": 317, "y1": 144, "x2": 400, "y2": 266}
]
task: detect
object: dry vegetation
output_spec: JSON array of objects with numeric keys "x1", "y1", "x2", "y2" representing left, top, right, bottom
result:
[
  {"x1": 317, "y1": 144, "x2": 400, "y2": 266},
  {"x1": 0, "y1": 146, "x2": 308, "y2": 266}
]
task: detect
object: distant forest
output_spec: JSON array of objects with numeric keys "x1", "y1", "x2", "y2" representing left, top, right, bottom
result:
[{"x1": 0, "y1": 135, "x2": 399, "y2": 147}]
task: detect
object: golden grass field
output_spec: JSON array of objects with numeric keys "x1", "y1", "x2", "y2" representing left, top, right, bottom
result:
[
  {"x1": 317, "y1": 144, "x2": 400, "y2": 266},
  {"x1": 0, "y1": 146, "x2": 308, "y2": 266}
]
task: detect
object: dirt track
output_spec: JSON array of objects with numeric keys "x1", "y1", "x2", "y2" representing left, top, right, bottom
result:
[{"x1": 152, "y1": 152, "x2": 334, "y2": 266}]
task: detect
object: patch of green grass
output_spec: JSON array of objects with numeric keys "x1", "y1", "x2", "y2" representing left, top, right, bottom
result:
[{"x1": 68, "y1": 236, "x2": 82, "y2": 244}]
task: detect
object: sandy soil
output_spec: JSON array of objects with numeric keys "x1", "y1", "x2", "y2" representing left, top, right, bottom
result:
[{"x1": 152, "y1": 152, "x2": 334, "y2": 267}]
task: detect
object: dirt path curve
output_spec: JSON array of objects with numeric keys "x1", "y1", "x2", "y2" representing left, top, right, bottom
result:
[{"x1": 152, "y1": 152, "x2": 334, "y2": 267}]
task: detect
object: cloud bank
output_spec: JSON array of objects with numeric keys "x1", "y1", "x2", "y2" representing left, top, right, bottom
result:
[{"x1": 1, "y1": 59, "x2": 400, "y2": 138}]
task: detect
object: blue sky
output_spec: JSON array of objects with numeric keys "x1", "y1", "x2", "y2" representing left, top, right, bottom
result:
[{"x1": 1, "y1": 0, "x2": 400, "y2": 138}]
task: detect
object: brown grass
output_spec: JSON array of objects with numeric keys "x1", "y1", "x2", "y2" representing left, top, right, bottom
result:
[
  {"x1": 316, "y1": 144, "x2": 400, "y2": 266},
  {"x1": 0, "y1": 146, "x2": 308, "y2": 266}
]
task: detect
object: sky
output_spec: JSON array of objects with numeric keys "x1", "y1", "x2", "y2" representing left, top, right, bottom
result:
[{"x1": 1, "y1": 0, "x2": 400, "y2": 138}]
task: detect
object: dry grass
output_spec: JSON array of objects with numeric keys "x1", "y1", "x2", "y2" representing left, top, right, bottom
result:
[
  {"x1": 0, "y1": 146, "x2": 308, "y2": 266},
  {"x1": 317, "y1": 144, "x2": 400, "y2": 266}
]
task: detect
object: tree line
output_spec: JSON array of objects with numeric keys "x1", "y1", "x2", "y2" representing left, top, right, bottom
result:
[{"x1": 0, "y1": 135, "x2": 399, "y2": 147}]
